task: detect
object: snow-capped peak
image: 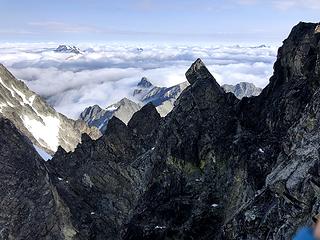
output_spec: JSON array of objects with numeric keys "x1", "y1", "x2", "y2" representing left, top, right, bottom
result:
[{"x1": 54, "y1": 45, "x2": 81, "y2": 54}]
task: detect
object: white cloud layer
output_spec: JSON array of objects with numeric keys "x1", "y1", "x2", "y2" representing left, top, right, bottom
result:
[{"x1": 0, "y1": 43, "x2": 277, "y2": 119}]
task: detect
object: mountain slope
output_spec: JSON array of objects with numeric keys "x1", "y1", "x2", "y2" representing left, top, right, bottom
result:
[
  {"x1": 222, "y1": 82, "x2": 262, "y2": 99},
  {"x1": 80, "y1": 98, "x2": 141, "y2": 133},
  {"x1": 133, "y1": 77, "x2": 189, "y2": 117},
  {"x1": 0, "y1": 64, "x2": 101, "y2": 154}
]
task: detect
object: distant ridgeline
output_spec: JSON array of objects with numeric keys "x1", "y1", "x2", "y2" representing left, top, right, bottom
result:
[{"x1": 80, "y1": 76, "x2": 261, "y2": 133}]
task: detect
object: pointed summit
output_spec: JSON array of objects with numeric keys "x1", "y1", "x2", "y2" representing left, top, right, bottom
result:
[
  {"x1": 186, "y1": 58, "x2": 220, "y2": 87},
  {"x1": 185, "y1": 58, "x2": 224, "y2": 95},
  {"x1": 137, "y1": 77, "x2": 153, "y2": 88}
]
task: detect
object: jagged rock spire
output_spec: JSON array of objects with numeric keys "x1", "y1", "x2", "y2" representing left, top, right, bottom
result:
[
  {"x1": 137, "y1": 77, "x2": 153, "y2": 88},
  {"x1": 185, "y1": 58, "x2": 224, "y2": 95}
]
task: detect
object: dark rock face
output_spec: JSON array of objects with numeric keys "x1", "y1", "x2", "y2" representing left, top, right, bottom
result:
[
  {"x1": 0, "y1": 118, "x2": 76, "y2": 239},
  {"x1": 47, "y1": 103, "x2": 161, "y2": 239},
  {"x1": 1, "y1": 22, "x2": 320, "y2": 240},
  {"x1": 123, "y1": 22, "x2": 320, "y2": 239}
]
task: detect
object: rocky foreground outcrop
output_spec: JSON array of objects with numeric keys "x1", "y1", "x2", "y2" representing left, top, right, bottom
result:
[{"x1": 1, "y1": 22, "x2": 320, "y2": 240}]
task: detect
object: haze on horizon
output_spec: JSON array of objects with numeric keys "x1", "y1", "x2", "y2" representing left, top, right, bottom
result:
[
  {"x1": 0, "y1": 0, "x2": 319, "y2": 44},
  {"x1": 0, "y1": 0, "x2": 319, "y2": 120}
]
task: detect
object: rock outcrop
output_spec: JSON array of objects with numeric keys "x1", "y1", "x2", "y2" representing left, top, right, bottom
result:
[
  {"x1": 1, "y1": 22, "x2": 320, "y2": 240},
  {"x1": 47, "y1": 103, "x2": 161, "y2": 239}
]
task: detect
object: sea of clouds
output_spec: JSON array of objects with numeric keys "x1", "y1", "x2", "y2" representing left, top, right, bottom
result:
[{"x1": 0, "y1": 43, "x2": 278, "y2": 119}]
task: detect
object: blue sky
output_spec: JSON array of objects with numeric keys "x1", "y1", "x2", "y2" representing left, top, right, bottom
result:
[{"x1": 0, "y1": 0, "x2": 319, "y2": 44}]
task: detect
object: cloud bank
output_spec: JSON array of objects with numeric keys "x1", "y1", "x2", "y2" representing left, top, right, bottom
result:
[{"x1": 0, "y1": 43, "x2": 277, "y2": 119}]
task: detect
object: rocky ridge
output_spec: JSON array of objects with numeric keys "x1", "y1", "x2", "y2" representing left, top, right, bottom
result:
[{"x1": 1, "y1": 22, "x2": 320, "y2": 240}]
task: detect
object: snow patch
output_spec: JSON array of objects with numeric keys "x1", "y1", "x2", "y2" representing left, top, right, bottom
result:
[
  {"x1": 211, "y1": 204, "x2": 219, "y2": 208},
  {"x1": 0, "y1": 77, "x2": 36, "y2": 109},
  {"x1": 11, "y1": 85, "x2": 30, "y2": 105},
  {"x1": 258, "y1": 148, "x2": 265, "y2": 153},
  {"x1": 154, "y1": 226, "x2": 166, "y2": 229},
  {"x1": 23, "y1": 115, "x2": 60, "y2": 151},
  {"x1": 105, "y1": 105, "x2": 118, "y2": 111}
]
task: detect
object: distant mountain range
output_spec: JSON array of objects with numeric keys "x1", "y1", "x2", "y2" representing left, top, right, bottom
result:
[
  {"x1": 80, "y1": 77, "x2": 262, "y2": 133},
  {"x1": 0, "y1": 64, "x2": 100, "y2": 155},
  {"x1": 54, "y1": 45, "x2": 82, "y2": 54},
  {"x1": 80, "y1": 98, "x2": 141, "y2": 133},
  {"x1": 133, "y1": 77, "x2": 189, "y2": 117},
  {"x1": 222, "y1": 82, "x2": 262, "y2": 99}
]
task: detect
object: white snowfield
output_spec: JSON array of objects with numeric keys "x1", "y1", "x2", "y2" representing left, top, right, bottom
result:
[
  {"x1": 23, "y1": 115, "x2": 60, "y2": 151},
  {"x1": 0, "y1": 76, "x2": 61, "y2": 151},
  {"x1": 0, "y1": 68, "x2": 100, "y2": 154}
]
